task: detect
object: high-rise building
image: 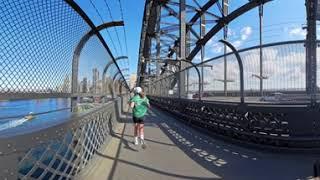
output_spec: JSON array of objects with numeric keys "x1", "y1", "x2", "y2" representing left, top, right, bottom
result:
[
  {"x1": 97, "y1": 79, "x2": 102, "y2": 94},
  {"x1": 82, "y1": 77, "x2": 88, "y2": 93},
  {"x1": 62, "y1": 75, "x2": 70, "y2": 93},
  {"x1": 130, "y1": 74, "x2": 137, "y2": 89},
  {"x1": 92, "y1": 68, "x2": 100, "y2": 93}
]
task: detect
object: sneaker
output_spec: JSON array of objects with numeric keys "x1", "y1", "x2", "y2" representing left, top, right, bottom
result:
[
  {"x1": 134, "y1": 137, "x2": 139, "y2": 145},
  {"x1": 141, "y1": 139, "x2": 147, "y2": 149}
]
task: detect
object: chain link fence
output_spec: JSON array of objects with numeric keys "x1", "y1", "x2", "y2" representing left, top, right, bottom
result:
[{"x1": 0, "y1": 0, "x2": 129, "y2": 179}]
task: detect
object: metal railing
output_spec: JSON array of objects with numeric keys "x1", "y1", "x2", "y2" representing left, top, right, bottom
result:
[
  {"x1": 0, "y1": 96, "x2": 128, "y2": 179},
  {"x1": 149, "y1": 96, "x2": 320, "y2": 151},
  {"x1": 146, "y1": 40, "x2": 320, "y2": 151}
]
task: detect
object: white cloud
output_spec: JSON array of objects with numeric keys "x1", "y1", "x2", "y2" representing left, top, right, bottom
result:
[
  {"x1": 232, "y1": 40, "x2": 242, "y2": 49},
  {"x1": 197, "y1": 46, "x2": 307, "y2": 91},
  {"x1": 207, "y1": 39, "x2": 224, "y2": 54},
  {"x1": 205, "y1": 26, "x2": 253, "y2": 56},
  {"x1": 289, "y1": 27, "x2": 306, "y2": 37},
  {"x1": 212, "y1": 43, "x2": 224, "y2": 54},
  {"x1": 229, "y1": 26, "x2": 253, "y2": 49},
  {"x1": 240, "y1": 26, "x2": 253, "y2": 41},
  {"x1": 227, "y1": 28, "x2": 236, "y2": 37}
]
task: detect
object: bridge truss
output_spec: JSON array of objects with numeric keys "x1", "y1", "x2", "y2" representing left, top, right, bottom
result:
[{"x1": 137, "y1": 0, "x2": 320, "y2": 151}]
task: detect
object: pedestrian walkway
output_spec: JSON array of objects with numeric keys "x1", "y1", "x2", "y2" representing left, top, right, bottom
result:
[{"x1": 78, "y1": 108, "x2": 318, "y2": 180}]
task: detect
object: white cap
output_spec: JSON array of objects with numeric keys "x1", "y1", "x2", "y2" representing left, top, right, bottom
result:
[{"x1": 134, "y1": 87, "x2": 142, "y2": 94}]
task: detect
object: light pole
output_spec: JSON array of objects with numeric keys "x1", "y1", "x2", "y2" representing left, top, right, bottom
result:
[{"x1": 259, "y1": 1, "x2": 264, "y2": 97}]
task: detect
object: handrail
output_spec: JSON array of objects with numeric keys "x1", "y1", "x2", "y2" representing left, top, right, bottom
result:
[{"x1": 0, "y1": 95, "x2": 130, "y2": 179}]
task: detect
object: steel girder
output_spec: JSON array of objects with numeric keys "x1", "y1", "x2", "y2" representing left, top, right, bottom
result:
[
  {"x1": 138, "y1": 0, "x2": 273, "y2": 87},
  {"x1": 187, "y1": 0, "x2": 272, "y2": 61},
  {"x1": 165, "y1": 0, "x2": 219, "y2": 58},
  {"x1": 137, "y1": 0, "x2": 161, "y2": 85},
  {"x1": 164, "y1": 0, "x2": 272, "y2": 61}
]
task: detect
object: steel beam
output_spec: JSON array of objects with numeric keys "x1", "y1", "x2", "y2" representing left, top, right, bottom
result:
[
  {"x1": 156, "y1": 4, "x2": 162, "y2": 78},
  {"x1": 166, "y1": 0, "x2": 220, "y2": 59},
  {"x1": 179, "y1": 0, "x2": 187, "y2": 98},
  {"x1": 200, "y1": 13, "x2": 206, "y2": 94},
  {"x1": 306, "y1": 0, "x2": 318, "y2": 106},
  {"x1": 137, "y1": 0, "x2": 160, "y2": 85},
  {"x1": 187, "y1": 0, "x2": 272, "y2": 61},
  {"x1": 223, "y1": 0, "x2": 229, "y2": 96}
]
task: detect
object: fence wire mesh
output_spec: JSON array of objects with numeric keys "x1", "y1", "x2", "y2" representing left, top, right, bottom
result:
[
  {"x1": 0, "y1": 0, "x2": 128, "y2": 179},
  {"x1": 0, "y1": 1, "x2": 91, "y2": 98},
  {"x1": 16, "y1": 104, "x2": 115, "y2": 180},
  {"x1": 0, "y1": 0, "x2": 126, "y2": 100},
  {"x1": 148, "y1": 41, "x2": 319, "y2": 103},
  {"x1": 77, "y1": 35, "x2": 117, "y2": 96}
]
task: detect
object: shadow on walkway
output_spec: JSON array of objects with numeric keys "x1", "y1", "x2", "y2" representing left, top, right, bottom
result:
[
  {"x1": 103, "y1": 122, "x2": 127, "y2": 180},
  {"x1": 148, "y1": 108, "x2": 316, "y2": 180},
  {"x1": 95, "y1": 151, "x2": 220, "y2": 180},
  {"x1": 87, "y1": 107, "x2": 316, "y2": 180},
  {"x1": 96, "y1": 117, "x2": 218, "y2": 179},
  {"x1": 114, "y1": 132, "x2": 176, "y2": 147}
]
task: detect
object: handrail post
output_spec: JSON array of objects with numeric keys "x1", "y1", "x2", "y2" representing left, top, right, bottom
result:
[{"x1": 219, "y1": 40, "x2": 245, "y2": 104}]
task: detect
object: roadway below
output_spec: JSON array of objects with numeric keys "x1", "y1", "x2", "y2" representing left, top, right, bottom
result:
[
  {"x1": 78, "y1": 108, "x2": 319, "y2": 180},
  {"x1": 198, "y1": 96, "x2": 311, "y2": 104}
]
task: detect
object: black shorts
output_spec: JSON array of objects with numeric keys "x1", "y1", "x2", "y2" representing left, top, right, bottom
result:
[{"x1": 133, "y1": 116, "x2": 144, "y2": 124}]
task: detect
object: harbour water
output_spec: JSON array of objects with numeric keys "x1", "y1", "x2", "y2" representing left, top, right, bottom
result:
[{"x1": 0, "y1": 98, "x2": 72, "y2": 136}]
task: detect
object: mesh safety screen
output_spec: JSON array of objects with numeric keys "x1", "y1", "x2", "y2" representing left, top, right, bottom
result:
[{"x1": 0, "y1": 1, "x2": 90, "y2": 97}]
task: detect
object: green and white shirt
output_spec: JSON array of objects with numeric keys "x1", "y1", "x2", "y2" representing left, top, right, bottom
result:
[{"x1": 130, "y1": 95, "x2": 149, "y2": 118}]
